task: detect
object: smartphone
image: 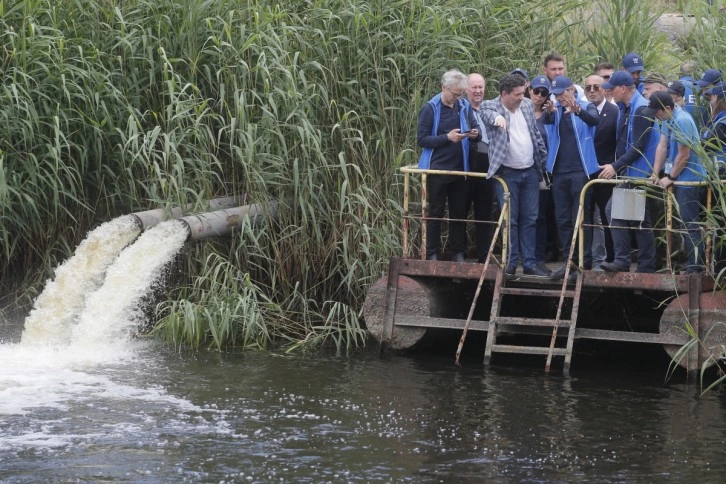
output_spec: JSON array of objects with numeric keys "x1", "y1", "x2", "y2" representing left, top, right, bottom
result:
[{"x1": 460, "y1": 129, "x2": 472, "y2": 134}]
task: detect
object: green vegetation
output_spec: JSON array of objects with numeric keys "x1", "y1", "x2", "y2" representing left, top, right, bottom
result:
[{"x1": 0, "y1": 0, "x2": 724, "y2": 355}]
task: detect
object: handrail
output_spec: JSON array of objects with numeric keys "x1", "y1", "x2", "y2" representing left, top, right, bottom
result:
[
  {"x1": 401, "y1": 164, "x2": 720, "y2": 274},
  {"x1": 576, "y1": 177, "x2": 715, "y2": 275},
  {"x1": 400, "y1": 165, "x2": 509, "y2": 264}
]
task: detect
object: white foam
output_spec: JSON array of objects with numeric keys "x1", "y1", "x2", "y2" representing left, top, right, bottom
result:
[
  {"x1": 21, "y1": 216, "x2": 141, "y2": 345},
  {"x1": 70, "y1": 219, "x2": 189, "y2": 346}
]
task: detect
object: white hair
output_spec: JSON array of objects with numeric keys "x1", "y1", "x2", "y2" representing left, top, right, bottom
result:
[{"x1": 441, "y1": 69, "x2": 468, "y2": 90}]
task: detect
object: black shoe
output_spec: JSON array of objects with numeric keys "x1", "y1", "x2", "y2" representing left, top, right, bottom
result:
[
  {"x1": 549, "y1": 265, "x2": 567, "y2": 280},
  {"x1": 428, "y1": 253, "x2": 439, "y2": 261},
  {"x1": 524, "y1": 266, "x2": 551, "y2": 278},
  {"x1": 505, "y1": 265, "x2": 517, "y2": 276},
  {"x1": 536, "y1": 262, "x2": 550, "y2": 274},
  {"x1": 452, "y1": 252, "x2": 466, "y2": 263},
  {"x1": 600, "y1": 261, "x2": 628, "y2": 273}
]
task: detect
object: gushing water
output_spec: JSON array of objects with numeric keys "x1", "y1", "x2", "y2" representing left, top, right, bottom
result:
[
  {"x1": 1, "y1": 218, "x2": 194, "y2": 436},
  {"x1": 21, "y1": 215, "x2": 141, "y2": 345},
  {"x1": 70, "y1": 219, "x2": 189, "y2": 350}
]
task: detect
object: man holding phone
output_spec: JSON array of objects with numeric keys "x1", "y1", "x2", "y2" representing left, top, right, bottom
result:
[
  {"x1": 542, "y1": 76, "x2": 600, "y2": 282},
  {"x1": 417, "y1": 69, "x2": 481, "y2": 262}
]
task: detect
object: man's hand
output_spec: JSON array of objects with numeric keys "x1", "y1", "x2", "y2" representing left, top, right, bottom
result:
[
  {"x1": 447, "y1": 129, "x2": 469, "y2": 142},
  {"x1": 657, "y1": 176, "x2": 674, "y2": 189},
  {"x1": 493, "y1": 116, "x2": 507, "y2": 129},
  {"x1": 598, "y1": 164, "x2": 617, "y2": 179},
  {"x1": 467, "y1": 128, "x2": 479, "y2": 139}
]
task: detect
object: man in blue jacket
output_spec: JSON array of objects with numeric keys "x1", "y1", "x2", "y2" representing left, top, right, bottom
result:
[
  {"x1": 417, "y1": 69, "x2": 480, "y2": 261},
  {"x1": 543, "y1": 76, "x2": 600, "y2": 280},
  {"x1": 648, "y1": 91, "x2": 707, "y2": 273},
  {"x1": 598, "y1": 71, "x2": 659, "y2": 273}
]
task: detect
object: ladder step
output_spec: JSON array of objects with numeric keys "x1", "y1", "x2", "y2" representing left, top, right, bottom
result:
[
  {"x1": 500, "y1": 287, "x2": 577, "y2": 297},
  {"x1": 493, "y1": 317, "x2": 574, "y2": 327},
  {"x1": 491, "y1": 344, "x2": 567, "y2": 356}
]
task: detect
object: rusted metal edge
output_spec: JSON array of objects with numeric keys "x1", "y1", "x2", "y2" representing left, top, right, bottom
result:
[{"x1": 390, "y1": 257, "x2": 716, "y2": 293}]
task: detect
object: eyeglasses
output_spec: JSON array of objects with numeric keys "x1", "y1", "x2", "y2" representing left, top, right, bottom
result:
[
  {"x1": 602, "y1": 75, "x2": 611, "y2": 80},
  {"x1": 585, "y1": 85, "x2": 601, "y2": 92},
  {"x1": 531, "y1": 88, "x2": 549, "y2": 97},
  {"x1": 447, "y1": 88, "x2": 464, "y2": 98}
]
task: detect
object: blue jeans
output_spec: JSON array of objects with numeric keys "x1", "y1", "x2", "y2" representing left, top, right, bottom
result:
[
  {"x1": 552, "y1": 171, "x2": 593, "y2": 267},
  {"x1": 496, "y1": 165, "x2": 539, "y2": 271},
  {"x1": 673, "y1": 186, "x2": 704, "y2": 272}
]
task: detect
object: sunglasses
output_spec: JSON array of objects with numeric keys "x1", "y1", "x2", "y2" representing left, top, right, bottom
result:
[
  {"x1": 531, "y1": 88, "x2": 549, "y2": 97},
  {"x1": 585, "y1": 85, "x2": 601, "y2": 92},
  {"x1": 602, "y1": 75, "x2": 611, "y2": 80}
]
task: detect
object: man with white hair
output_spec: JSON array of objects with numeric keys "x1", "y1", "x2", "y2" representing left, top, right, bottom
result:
[{"x1": 417, "y1": 69, "x2": 481, "y2": 262}]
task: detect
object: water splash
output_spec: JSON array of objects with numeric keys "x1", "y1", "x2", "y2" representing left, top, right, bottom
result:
[
  {"x1": 21, "y1": 216, "x2": 142, "y2": 345},
  {"x1": 70, "y1": 219, "x2": 189, "y2": 349}
]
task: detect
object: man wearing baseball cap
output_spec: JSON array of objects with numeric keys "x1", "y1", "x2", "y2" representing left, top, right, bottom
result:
[
  {"x1": 598, "y1": 70, "x2": 659, "y2": 273},
  {"x1": 667, "y1": 80, "x2": 686, "y2": 107},
  {"x1": 647, "y1": 91, "x2": 706, "y2": 273},
  {"x1": 622, "y1": 52, "x2": 645, "y2": 94},
  {"x1": 695, "y1": 68, "x2": 722, "y2": 89},
  {"x1": 542, "y1": 75, "x2": 600, "y2": 281},
  {"x1": 694, "y1": 69, "x2": 723, "y2": 127}
]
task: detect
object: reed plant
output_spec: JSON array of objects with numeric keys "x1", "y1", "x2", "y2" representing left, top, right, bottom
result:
[{"x1": 5, "y1": 0, "x2": 720, "y2": 354}]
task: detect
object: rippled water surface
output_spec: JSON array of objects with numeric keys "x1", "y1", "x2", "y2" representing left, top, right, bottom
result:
[{"x1": 1, "y1": 333, "x2": 725, "y2": 483}]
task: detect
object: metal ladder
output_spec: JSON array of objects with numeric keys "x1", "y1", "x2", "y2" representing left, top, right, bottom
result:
[{"x1": 483, "y1": 204, "x2": 586, "y2": 376}]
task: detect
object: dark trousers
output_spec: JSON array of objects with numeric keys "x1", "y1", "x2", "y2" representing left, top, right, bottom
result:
[
  {"x1": 673, "y1": 186, "x2": 705, "y2": 272},
  {"x1": 426, "y1": 174, "x2": 468, "y2": 258},
  {"x1": 606, "y1": 191, "x2": 656, "y2": 273},
  {"x1": 552, "y1": 171, "x2": 593, "y2": 267},
  {"x1": 468, "y1": 151, "x2": 495, "y2": 261},
  {"x1": 591, "y1": 182, "x2": 615, "y2": 263},
  {"x1": 535, "y1": 188, "x2": 558, "y2": 262}
]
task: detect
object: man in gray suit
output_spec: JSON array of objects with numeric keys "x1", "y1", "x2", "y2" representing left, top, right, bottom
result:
[{"x1": 480, "y1": 74, "x2": 550, "y2": 277}]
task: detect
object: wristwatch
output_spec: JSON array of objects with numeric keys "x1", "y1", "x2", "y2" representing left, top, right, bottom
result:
[{"x1": 666, "y1": 173, "x2": 677, "y2": 181}]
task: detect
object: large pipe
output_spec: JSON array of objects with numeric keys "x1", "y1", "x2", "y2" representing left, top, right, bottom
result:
[
  {"x1": 177, "y1": 203, "x2": 274, "y2": 240},
  {"x1": 130, "y1": 195, "x2": 248, "y2": 230}
]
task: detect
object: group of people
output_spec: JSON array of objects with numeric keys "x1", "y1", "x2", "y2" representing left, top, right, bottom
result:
[{"x1": 417, "y1": 52, "x2": 726, "y2": 279}]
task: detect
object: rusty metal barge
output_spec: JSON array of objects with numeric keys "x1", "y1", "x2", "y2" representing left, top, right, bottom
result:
[{"x1": 364, "y1": 166, "x2": 726, "y2": 376}]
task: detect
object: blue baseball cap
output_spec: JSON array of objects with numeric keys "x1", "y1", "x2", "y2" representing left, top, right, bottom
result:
[
  {"x1": 550, "y1": 75, "x2": 573, "y2": 95},
  {"x1": 706, "y1": 81, "x2": 726, "y2": 100},
  {"x1": 602, "y1": 70, "x2": 635, "y2": 89},
  {"x1": 622, "y1": 52, "x2": 644, "y2": 73},
  {"x1": 510, "y1": 68, "x2": 529, "y2": 80},
  {"x1": 529, "y1": 75, "x2": 551, "y2": 91},
  {"x1": 696, "y1": 68, "x2": 722, "y2": 87}
]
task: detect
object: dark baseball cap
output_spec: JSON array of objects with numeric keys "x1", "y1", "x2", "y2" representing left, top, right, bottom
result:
[
  {"x1": 642, "y1": 91, "x2": 675, "y2": 117},
  {"x1": 510, "y1": 68, "x2": 529, "y2": 80},
  {"x1": 602, "y1": 70, "x2": 635, "y2": 89},
  {"x1": 530, "y1": 75, "x2": 551, "y2": 91},
  {"x1": 622, "y1": 52, "x2": 645, "y2": 73},
  {"x1": 550, "y1": 75, "x2": 573, "y2": 95},
  {"x1": 707, "y1": 82, "x2": 726, "y2": 100},
  {"x1": 667, "y1": 80, "x2": 686, "y2": 97},
  {"x1": 696, "y1": 68, "x2": 722, "y2": 87}
]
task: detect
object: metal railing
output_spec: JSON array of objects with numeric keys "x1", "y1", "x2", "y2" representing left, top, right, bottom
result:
[{"x1": 400, "y1": 164, "x2": 720, "y2": 275}]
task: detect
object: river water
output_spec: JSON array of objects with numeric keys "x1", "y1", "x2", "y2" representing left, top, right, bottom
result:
[
  {"x1": 1, "y1": 329, "x2": 725, "y2": 482},
  {"x1": 2, "y1": 218, "x2": 725, "y2": 482}
]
